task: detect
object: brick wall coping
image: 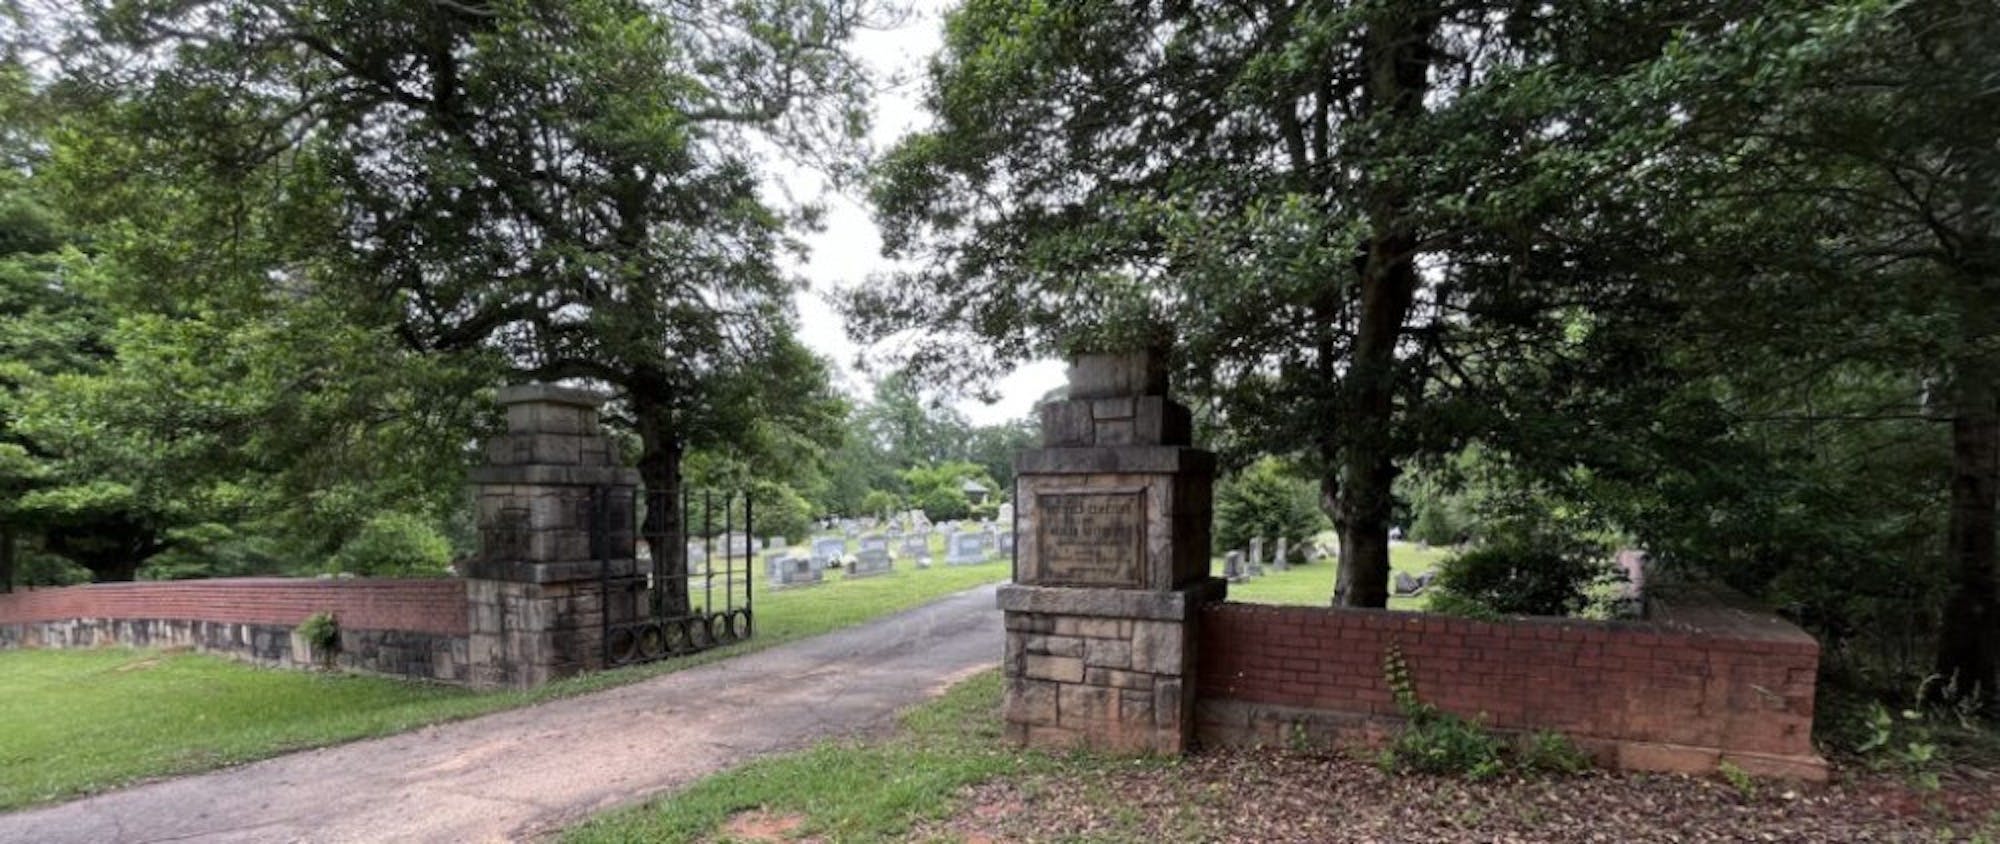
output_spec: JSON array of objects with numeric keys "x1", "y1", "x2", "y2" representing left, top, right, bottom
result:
[
  {"x1": 1644, "y1": 581, "x2": 1818, "y2": 648},
  {"x1": 1202, "y1": 595, "x2": 1817, "y2": 657},
  {"x1": 0, "y1": 577, "x2": 470, "y2": 637}
]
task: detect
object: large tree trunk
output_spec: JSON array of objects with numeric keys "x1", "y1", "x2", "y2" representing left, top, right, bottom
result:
[
  {"x1": 1935, "y1": 265, "x2": 2000, "y2": 710},
  {"x1": 1936, "y1": 369, "x2": 1998, "y2": 711},
  {"x1": 1330, "y1": 8, "x2": 1434, "y2": 608},
  {"x1": 633, "y1": 390, "x2": 692, "y2": 618},
  {"x1": 0, "y1": 526, "x2": 13, "y2": 592}
]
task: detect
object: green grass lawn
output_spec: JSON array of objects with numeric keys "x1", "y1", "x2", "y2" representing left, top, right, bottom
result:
[
  {"x1": 564, "y1": 669, "x2": 1128, "y2": 844},
  {"x1": 1213, "y1": 535, "x2": 1453, "y2": 611},
  {"x1": 0, "y1": 558, "x2": 1012, "y2": 812}
]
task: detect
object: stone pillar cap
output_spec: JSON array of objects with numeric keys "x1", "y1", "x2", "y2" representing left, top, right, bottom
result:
[
  {"x1": 497, "y1": 383, "x2": 612, "y2": 408},
  {"x1": 1067, "y1": 350, "x2": 1169, "y2": 399}
]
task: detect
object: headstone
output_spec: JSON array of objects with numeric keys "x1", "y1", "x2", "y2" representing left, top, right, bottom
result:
[
  {"x1": 1271, "y1": 537, "x2": 1290, "y2": 572},
  {"x1": 899, "y1": 531, "x2": 932, "y2": 567},
  {"x1": 1312, "y1": 541, "x2": 1337, "y2": 563},
  {"x1": 945, "y1": 529, "x2": 988, "y2": 565},
  {"x1": 764, "y1": 536, "x2": 784, "y2": 551},
  {"x1": 686, "y1": 541, "x2": 708, "y2": 564},
  {"x1": 840, "y1": 519, "x2": 860, "y2": 538},
  {"x1": 770, "y1": 553, "x2": 824, "y2": 586},
  {"x1": 810, "y1": 536, "x2": 846, "y2": 568},
  {"x1": 997, "y1": 527, "x2": 1015, "y2": 555},
  {"x1": 906, "y1": 509, "x2": 932, "y2": 532},
  {"x1": 1389, "y1": 525, "x2": 1405, "y2": 541},
  {"x1": 851, "y1": 534, "x2": 894, "y2": 577},
  {"x1": 1249, "y1": 537, "x2": 1265, "y2": 576},
  {"x1": 1392, "y1": 569, "x2": 1437, "y2": 597},
  {"x1": 1224, "y1": 550, "x2": 1247, "y2": 583},
  {"x1": 997, "y1": 502, "x2": 1015, "y2": 525}
]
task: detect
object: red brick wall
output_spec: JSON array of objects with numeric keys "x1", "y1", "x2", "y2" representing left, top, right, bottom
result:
[
  {"x1": 0, "y1": 578, "x2": 469, "y2": 637},
  {"x1": 1197, "y1": 587, "x2": 1822, "y2": 775}
]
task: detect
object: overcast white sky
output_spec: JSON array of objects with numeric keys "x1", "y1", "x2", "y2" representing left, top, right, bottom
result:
[{"x1": 779, "y1": 2, "x2": 1066, "y2": 428}]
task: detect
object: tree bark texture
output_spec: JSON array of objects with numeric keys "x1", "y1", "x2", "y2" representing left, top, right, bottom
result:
[
  {"x1": 1935, "y1": 367, "x2": 1998, "y2": 710},
  {"x1": 1331, "y1": 9, "x2": 1434, "y2": 608},
  {"x1": 634, "y1": 391, "x2": 693, "y2": 618}
]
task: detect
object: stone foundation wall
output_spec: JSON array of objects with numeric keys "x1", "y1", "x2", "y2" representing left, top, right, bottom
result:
[
  {"x1": 1194, "y1": 584, "x2": 1827, "y2": 780},
  {"x1": 0, "y1": 578, "x2": 472, "y2": 683},
  {"x1": 1, "y1": 617, "x2": 468, "y2": 683}
]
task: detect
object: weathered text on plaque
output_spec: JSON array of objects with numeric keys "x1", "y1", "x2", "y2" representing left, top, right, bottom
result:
[{"x1": 1036, "y1": 490, "x2": 1146, "y2": 587}]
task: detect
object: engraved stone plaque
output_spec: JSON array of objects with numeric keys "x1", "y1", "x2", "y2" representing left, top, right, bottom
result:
[{"x1": 1036, "y1": 489, "x2": 1146, "y2": 587}]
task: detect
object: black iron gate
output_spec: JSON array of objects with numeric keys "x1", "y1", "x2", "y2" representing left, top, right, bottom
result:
[{"x1": 594, "y1": 486, "x2": 754, "y2": 668}]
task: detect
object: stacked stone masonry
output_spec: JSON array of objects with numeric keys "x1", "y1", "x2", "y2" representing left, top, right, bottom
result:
[
  {"x1": 463, "y1": 384, "x2": 642, "y2": 689},
  {"x1": 1195, "y1": 582, "x2": 1827, "y2": 780},
  {"x1": 0, "y1": 578, "x2": 470, "y2": 683},
  {"x1": 1001, "y1": 585, "x2": 1218, "y2": 753},
  {"x1": 1003, "y1": 350, "x2": 1218, "y2": 755}
]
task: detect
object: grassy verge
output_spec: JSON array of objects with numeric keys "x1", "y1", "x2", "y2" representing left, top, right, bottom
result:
[
  {"x1": 1214, "y1": 537, "x2": 1452, "y2": 610},
  {"x1": 0, "y1": 559, "x2": 1011, "y2": 811},
  {"x1": 564, "y1": 669, "x2": 1142, "y2": 844}
]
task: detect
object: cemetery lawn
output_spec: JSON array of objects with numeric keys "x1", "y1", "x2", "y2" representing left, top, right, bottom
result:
[
  {"x1": 563, "y1": 669, "x2": 1157, "y2": 844},
  {"x1": 1214, "y1": 538, "x2": 1450, "y2": 610},
  {"x1": 0, "y1": 559, "x2": 1012, "y2": 811},
  {"x1": 566, "y1": 670, "x2": 1998, "y2": 844}
]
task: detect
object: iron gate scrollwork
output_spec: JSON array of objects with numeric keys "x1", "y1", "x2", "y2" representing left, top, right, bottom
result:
[{"x1": 593, "y1": 485, "x2": 754, "y2": 668}]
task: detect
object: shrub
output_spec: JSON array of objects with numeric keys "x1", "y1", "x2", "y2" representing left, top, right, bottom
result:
[
  {"x1": 1432, "y1": 541, "x2": 1604, "y2": 617},
  {"x1": 330, "y1": 512, "x2": 452, "y2": 577},
  {"x1": 296, "y1": 611, "x2": 340, "y2": 667},
  {"x1": 751, "y1": 482, "x2": 815, "y2": 543},
  {"x1": 858, "y1": 489, "x2": 902, "y2": 520},
  {"x1": 1518, "y1": 731, "x2": 1593, "y2": 774},
  {"x1": 1409, "y1": 502, "x2": 1469, "y2": 546},
  {"x1": 916, "y1": 485, "x2": 970, "y2": 522},
  {"x1": 1215, "y1": 457, "x2": 1329, "y2": 555},
  {"x1": 1378, "y1": 644, "x2": 1506, "y2": 779}
]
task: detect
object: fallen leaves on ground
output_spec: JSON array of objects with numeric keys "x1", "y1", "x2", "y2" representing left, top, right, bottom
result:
[{"x1": 921, "y1": 750, "x2": 1999, "y2": 843}]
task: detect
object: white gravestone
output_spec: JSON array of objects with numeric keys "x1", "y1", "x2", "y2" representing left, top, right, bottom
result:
[
  {"x1": 899, "y1": 532, "x2": 932, "y2": 567},
  {"x1": 944, "y1": 530, "x2": 988, "y2": 565},
  {"x1": 810, "y1": 536, "x2": 847, "y2": 568},
  {"x1": 767, "y1": 552, "x2": 824, "y2": 586},
  {"x1": 851, "y1": 534, "x2": 894, "y2": 577}
]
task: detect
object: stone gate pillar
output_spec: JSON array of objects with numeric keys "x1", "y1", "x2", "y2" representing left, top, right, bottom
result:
[
  {"x1": 1001, "y1": 350, "x2": 1223, "y2": 753},
  {"x1": 463, "y1": 384, "x2": 640, "y2": 689}
]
